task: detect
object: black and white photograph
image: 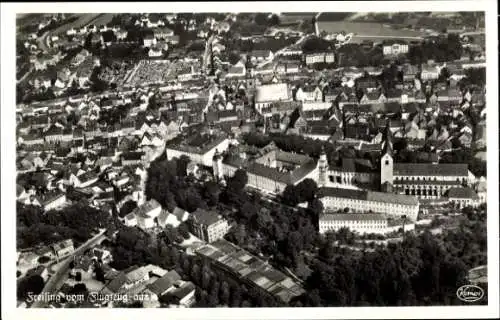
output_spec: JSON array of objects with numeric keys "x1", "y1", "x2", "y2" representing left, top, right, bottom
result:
[{"x1": 1, "y1": 1, "x2": 498, "y2": 319}]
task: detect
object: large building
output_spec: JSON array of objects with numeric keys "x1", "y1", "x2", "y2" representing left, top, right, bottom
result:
[
  {"x1": 382, "y1": 40, "x2": 409, "y2": 56},
  {"x1": 218, "y1": 143, "x2": 319, "y2": 194},
  {"x1": 188, "y1": 208, "x2": 230, "y2": 243},
  {"x1": 195, "y1": 239, "x2": 305, "y2": 304},
  {"x1": 304, "y1": 52, "x2": 335, "y2": 65},
  {"x1": 318, "y1": 187, "x2": 420, "y2": 221},
  {"x1": 379, "y1": 123, "x2": 475, "y2": 199},
  {"x1": 255, "y1": 83, "x2": 293, "y2": 114},
  {"x1": 319, "y1": 213, "x2": 388, "y2": 234},
  {"x1": 166, "y1": 133, "x2": 230, "y2": 167}
]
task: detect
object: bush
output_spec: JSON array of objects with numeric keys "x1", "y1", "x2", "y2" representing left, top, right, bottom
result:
[{"x1": 38, "y1": 256, "x2": 51, "y2": 264}]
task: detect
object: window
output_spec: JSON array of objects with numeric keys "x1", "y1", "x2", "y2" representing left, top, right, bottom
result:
[{"x1": 385, "y1": 160, "x2": 390, "y2": 165}]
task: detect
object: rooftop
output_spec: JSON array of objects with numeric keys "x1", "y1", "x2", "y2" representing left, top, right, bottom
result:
[
  {"x1": 394, "y1": 163, "x2": 469, "y2": 177},
  {"x1": 318, "y1": 187, "x2": 419, "y2": 206},
  {"x1": 255, "y1": 83, "x2": 291, "y2": 103},
  {"x1": 320, "y1": 213, "x2": 387, "y2": 221}
]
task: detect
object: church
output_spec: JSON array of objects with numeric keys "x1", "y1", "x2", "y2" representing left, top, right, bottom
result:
[
  {"x1": 378, "y1": 124, "x2": 476, "y2": 199},
  {"x1": 316, "y1": 123, "x2": 477, "y2": 201}
]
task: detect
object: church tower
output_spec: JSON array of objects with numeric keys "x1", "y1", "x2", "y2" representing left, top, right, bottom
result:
[
  {"x1": 212, "y1": 149, "x2": 223, "y2": 181},
  {"x1": 380, "y1": 123, "x2": 394, "y2": 193},
  {"x1": 318, "y1": 146, "x2": 328, "y2": 187}
]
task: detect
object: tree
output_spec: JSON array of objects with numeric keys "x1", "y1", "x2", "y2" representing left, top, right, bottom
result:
[
  {"x1": 71, "y1": 283, "x2": 88, "y2": 297},
  {"x1": 95, "y1": 264, "x2": 106, "y2": 283},
  {"x1": 240, "y1": 201, "x2": 257, "y2": 221},
  {"x1": 269, "y1": 14, "x2": 280, "y2": 27},
  {"x1": 227, "y1": 169, "x2": 248, "y2": 194},
  {"x1": 17, "y1": 275, "x2": 44, "y2": 300},
  {"x1": 177, "y1": 222, "x2": 191, "y2": 239},
  {"x1": 308, "y1": 198, "x2": 324, "y2": 219},
  {"x1": 296, "y1": 178, "x2": 319, "y2": 203},
  {"x1": 119, "y1": 200, "x2": 137, "y2": 218},
  {"x1": 38, "y1": 256, "x2": 51, "y2": 264},
  {"x1": 282, "y1": 185, "x2": 300, "y2": 206},
  {"x1": 203, "y1": 181, "x2": 221, "y2": 206}
]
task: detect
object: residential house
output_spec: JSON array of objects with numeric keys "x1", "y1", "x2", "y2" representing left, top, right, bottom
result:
[
  {"x1": 420, "y1": 64, "x2": 439, "y2": 81},
  {"x1": 51, "y1": 239, "x2": 75, "y2": 259},
  {"x1": 188, "y1": 208, "x2": 230, "y2": 243},
  {"x1": 296, "y1": 85, "x2": 322, "y2": 102},
  {"x1": 382, "y1": 40, "x2": 409, "y2": 56}
]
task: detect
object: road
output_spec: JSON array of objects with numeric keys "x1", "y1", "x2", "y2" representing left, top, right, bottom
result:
[
  {"x1": 202, "y1": 34, "x2": 216, "y2": 73},
  {"x1": 30, "y1": 229, "x2": 107, "y2": 308}
]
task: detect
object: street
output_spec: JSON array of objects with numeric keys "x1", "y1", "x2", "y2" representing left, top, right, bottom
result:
[{"x1": 29, "y1": 229, "x2": 107, "y2": 308}]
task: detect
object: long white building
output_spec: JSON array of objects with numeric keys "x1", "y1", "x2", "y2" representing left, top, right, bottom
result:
[
  {"x1": 319, "y1": 213, "x2": 388, "y2": 234},
  {"x1": 318, "y1": 187, "x2": 419, "y2": 221}
]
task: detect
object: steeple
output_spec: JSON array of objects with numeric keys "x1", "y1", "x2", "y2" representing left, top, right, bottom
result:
[
  {"x1": 318, "y1": 146, "x2": 328, "y2": 187},
  {"x1": 381, "y1": 121, "x2": 393, "y2": 156},
  {"x1": 380, "y1": 121, "x2": 394, "y2": 192}
]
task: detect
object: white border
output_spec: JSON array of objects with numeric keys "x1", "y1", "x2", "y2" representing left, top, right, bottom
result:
[{"x1": 1, "y1": 2, "x2": 498, "y2": 319}]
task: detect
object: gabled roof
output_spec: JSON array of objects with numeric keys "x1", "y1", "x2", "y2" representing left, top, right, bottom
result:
[{"x1": 146, "y1": 270, "x2": 182, "y2": 296}]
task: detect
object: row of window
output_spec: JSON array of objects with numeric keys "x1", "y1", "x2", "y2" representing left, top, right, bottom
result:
[
  {"x1": 320, "y1": 221, "x2": 386, "y2": 226},
  {"x1": 394, "y1": 176, "x2": 466, "y2": 182}
]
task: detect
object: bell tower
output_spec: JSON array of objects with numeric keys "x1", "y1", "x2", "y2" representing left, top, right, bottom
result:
[
  {"x1": 318, "y1": 146, "x2": 328, "y2": 187},
  {"x1": 380, "y1": 123, "x2": 394, "y2": 193}
]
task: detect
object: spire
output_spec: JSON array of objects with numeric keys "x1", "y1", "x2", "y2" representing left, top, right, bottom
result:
[{"x1": 381, "y1": 121, "x2": 393, "y2": 156}]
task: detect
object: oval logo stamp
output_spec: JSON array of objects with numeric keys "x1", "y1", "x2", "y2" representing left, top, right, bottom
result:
[{"x1": 456, "y1": 285, "x2": 484, "y2": 302}]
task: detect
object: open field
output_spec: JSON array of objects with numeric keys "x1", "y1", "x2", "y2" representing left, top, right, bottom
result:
[
  {"x1": 316, "y1": 20, "x2": 427, "y2": 38},
  {"x1": 88, "y1": 13, "x2": 115, "y2": 28}
]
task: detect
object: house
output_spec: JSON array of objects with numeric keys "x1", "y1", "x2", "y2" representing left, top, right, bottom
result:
[
  {"x1": 39, "y1": 191, "x2": 67, "y2": 211},
  {"x1": 144, "y1": 270, "x2": 181, "y2": 299},
  {"x1": 188, "y1": 208, "x2": 230, "y2": 243},
  {"x1": 51, "y1": 239, "x2": 75, "y2": 259},
  {"x1": 359, "y1": 91, "x2": 387, "y2": 105},
  {"x1": 153, "y1": 27, "x2": 174, "y2": 39},
  {"x1": 420, "y1": 64, "x2": 439, "y2": 81},
  {"x1": 124, "y1": 212, "x2": 137, "y2": 227},
  {"x1": 148, "y1": 46, "x2": 164, "y2": 57},
  {"x1": 249, "y1": 50, "x2": 274, "y2": 64},
  {"x1": 71, "y1": 170, "x2": 99, "y2": 188},
  {"x1": 447, "y1": 187, "x2": 479, "y2": 208},
  {"x1": 225, "y1": 61, "x2": 246, "y2": 78},
  {"x1": 382, "y1": 40, "x2": 409, "y2": 56},
  {"x1": 162, "y1": 281, "x2": 196, "y2": 307},
  {"x1": 304, "y1": 51, "x2": 334, "y2": 65},
  {"x1": 402, "y1": 64, "x2": 419, "y2": 81},
  {"x1": 296, "y1": 85, "x2": 323, "y2": 102},
  {"x1": 143, "y1": 33, "x2": 157, "y2": 47},
  {"x1": 92, "y1": 246, "x2": 113, "y2": 264}
]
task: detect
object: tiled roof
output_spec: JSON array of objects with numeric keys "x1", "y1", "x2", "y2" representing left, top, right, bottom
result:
[
  {"x1": 393, "y1": 163, "x2": 468, "y2": 176},
  {"x1": 320, "y1": 213, "x2": 387, "y2": 221},
  {"x1": 146, "y1": 270, "x2": 182, "y2": 296},
  {"x1": 318, "y1": 187, "x2": 419, "y2": 206},
  {"x1": 447, "y1": 187, "x2": 479, "y2": 199}
]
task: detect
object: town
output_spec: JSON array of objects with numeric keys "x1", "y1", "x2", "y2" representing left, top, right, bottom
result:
[{"x1": 15, "y1": 12, "x2": 488, "y2": 308}]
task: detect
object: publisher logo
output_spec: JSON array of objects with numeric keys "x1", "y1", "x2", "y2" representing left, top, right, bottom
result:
[{"x1": 456, "y1": 285, "x2": 484, "y2": 302}]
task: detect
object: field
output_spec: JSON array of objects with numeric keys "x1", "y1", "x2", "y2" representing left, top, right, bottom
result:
[{"x1": 316, "y1": 20, "x2": 427, "y2": 38}]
